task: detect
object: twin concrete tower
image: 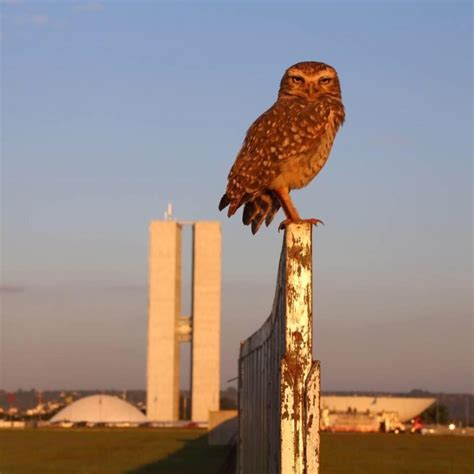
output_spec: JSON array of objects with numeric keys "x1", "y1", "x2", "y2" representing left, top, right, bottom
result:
[{"x1": 146, "y1": 221, "x2": 221, "y2": 422}]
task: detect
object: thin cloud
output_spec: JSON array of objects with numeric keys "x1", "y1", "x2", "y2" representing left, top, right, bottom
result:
[
  {"x1": 0, "y1": 284, "x2": 26, "y2": 293},
  {"x1": 30, "y1": 14, "x2": 48, "y2": 25},
  {"x1": 74, "y1": 1, "x2": 104, "y2": 13},
  {"x1": 0, "y1": 0, "x2": 23, "y2": 5}
]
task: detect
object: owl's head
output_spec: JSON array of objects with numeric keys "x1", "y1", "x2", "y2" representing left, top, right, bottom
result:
[{"x1": 278, "y1": 61, "x2": 342, "y2": 101}]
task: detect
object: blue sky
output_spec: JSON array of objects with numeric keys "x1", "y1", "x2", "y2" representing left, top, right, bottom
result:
[{"x1": 1, "y1": 1, "x2": 472, "y2": 393}]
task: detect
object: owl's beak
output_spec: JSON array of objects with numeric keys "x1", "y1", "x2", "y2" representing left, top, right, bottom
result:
[{"x1": 309, "y1": 82, "x2": 318, "y2": 98}]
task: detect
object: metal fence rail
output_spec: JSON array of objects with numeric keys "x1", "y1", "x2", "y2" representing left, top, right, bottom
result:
[{"x1": 238, "y1": 223, "x2": 320, "y2": 474}]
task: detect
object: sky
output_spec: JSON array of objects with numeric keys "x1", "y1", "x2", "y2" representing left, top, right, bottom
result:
[{"x1": 1, "y1": 1, "x2": 472, "y2": 394}]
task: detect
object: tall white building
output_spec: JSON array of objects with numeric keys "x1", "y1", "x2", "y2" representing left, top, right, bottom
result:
[{"x1": 146, "y1": 221, "x2": 221, "y2": 422}]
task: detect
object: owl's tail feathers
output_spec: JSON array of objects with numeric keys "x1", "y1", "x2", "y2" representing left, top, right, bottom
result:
[
  {"x1": 218, "y1": 193, "x2": 230, "y2": 212},
  {"x1": 219, "y1": 192, "x2": 249, "y2": 217},
  {"x1": 242, "y1": 193, "x2": 281, "y2": 234},
  {"x1": 219, "y1": 191, "x2": 280, "y2": 233}
]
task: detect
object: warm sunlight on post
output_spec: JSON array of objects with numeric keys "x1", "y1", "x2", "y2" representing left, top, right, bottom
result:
[{"x1": 238, "y1": 223, "x2": 320, "y2": 473}]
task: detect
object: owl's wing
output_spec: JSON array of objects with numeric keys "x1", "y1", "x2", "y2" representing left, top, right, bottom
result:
[{"x1": 220, "y1": 99, "x2": 332, "y2": 217}]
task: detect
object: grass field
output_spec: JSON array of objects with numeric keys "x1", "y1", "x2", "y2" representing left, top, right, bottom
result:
[{"x1": 1, "y1": 428, "x2": 473, "y2": 474}]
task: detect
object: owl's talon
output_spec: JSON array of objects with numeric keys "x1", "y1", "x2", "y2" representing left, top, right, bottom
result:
[
  {"x1": 278, "y1": 219, "x2": 291, "y2": 232},
  {"x1": 305, "y1": 218, "x2": 325, "y2": 227},
  {"x1": 278, "y1": 218, "x2": 324, "y2": 232}
]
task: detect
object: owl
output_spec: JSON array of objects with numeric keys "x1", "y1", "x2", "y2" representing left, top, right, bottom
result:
[{"x1": 219, "y1": 61, "x2": 345, "y2": 234}]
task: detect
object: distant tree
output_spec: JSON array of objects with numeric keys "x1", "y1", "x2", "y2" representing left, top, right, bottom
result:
[
  {"x1": 220, "y1": 396, "x2": 237, "y2": 410},
  {"x1": 421, "y1": 402, "x2": 449, "y2": 424},
  {"x1": 220, "y1": 386, "x2": 238, "y2": 409},
  {"x1": 409, "y1": 388, "x2": 432, "y2": 396}
]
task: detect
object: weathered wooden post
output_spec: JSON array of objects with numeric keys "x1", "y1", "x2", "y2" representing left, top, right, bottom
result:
[{"x1": 238, "y1": 222, "x2": 321, "y2": 473}]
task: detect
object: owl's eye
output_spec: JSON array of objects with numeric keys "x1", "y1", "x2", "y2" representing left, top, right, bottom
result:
[
  {"x1": 320, "y1": 77, "x2": 332, "y2": 84},
  {"x1": 291, "y1": 75, "x2": 304, "y2": 84}
]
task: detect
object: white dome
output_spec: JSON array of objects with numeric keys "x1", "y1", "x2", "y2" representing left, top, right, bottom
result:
[{"x1": 50, "y1": 395, "x2": 147, "y2": 423}]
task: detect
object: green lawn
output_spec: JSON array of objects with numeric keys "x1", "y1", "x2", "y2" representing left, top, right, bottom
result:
[
  {"x1": 321, "y1": 433, "x2": 473, "y2": 474},
  {"x1": 0, "y1": 429, "x2": 472, "y2": 474}
]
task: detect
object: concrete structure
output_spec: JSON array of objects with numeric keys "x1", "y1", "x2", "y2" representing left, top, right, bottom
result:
[
  {"x1": 50, "y1": 395, "x2": 147, "y2": 424},
  {"x1": 146, "y1": 221, "x2": 221, "y2": 422},
  {"x1": 147, "y1": 221, "x2": 181, "y2": 421},
  {"x1": 191, "y1": 222, "x2": 221, "y2": 421},
  {"x1": 321, "y1": 396, "x2": 435, "y2": 423}
]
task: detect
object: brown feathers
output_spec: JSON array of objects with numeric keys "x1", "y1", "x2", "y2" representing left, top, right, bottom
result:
[
  {"x1": 219, "y1": 61, "x2": 345, "y2": 234},
  {"x1": 220, "y1": 191, "x2": 281, "y2": 234}
]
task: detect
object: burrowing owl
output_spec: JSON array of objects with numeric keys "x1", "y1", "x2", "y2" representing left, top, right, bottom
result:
[{"x1": 219, "y1": 61, "x2": 345, "y2": 234}]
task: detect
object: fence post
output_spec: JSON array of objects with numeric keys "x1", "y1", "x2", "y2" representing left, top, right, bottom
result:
[{"x1": 238, "y1": 222, "x2": 321, "y2": 473}]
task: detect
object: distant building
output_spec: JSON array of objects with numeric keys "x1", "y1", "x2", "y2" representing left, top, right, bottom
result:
[
  {"x1": 49, "y1": 395, "x2": 146, "y2": 425},
  {"x1": 321, "y1": 396, "x2": 435, "y2": 432},
  {"x1": 146, "y1": 221, "x2": 221, "y2": 423}
]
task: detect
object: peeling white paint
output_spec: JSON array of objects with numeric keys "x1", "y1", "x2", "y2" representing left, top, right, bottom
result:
[{"x1": 238, "y1": 223, "x2": 320, "y2": 473}]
